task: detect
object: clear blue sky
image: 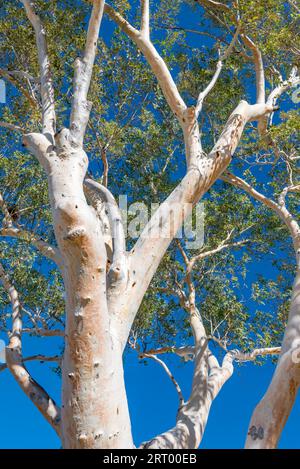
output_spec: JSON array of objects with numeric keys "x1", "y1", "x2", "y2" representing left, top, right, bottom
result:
[
  {"x1": 0, "y1": 335, "x2": 300, "y2": 448},
  {"x1": 0, "y1": 1, "x2": 299, "y2": 449}
]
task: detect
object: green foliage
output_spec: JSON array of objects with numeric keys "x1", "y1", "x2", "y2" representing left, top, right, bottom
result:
[{"x1": 0, "y1": 0, "x2": 299, "y2": 364}]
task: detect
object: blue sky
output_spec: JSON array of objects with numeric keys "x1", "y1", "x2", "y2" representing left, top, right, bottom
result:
[
  {"x1": 0, "y1": 337, "x2": 300, "y2": 448},
  {"x1": 0, "y1": 1, "x2": 299, "y2": 449}
]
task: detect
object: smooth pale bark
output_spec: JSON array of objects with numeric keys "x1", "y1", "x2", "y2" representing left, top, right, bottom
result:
[
  {"x1": 110, "y1": 100, "x2": 276, "y2": 350},
  {"x1": 21, "y1": 0, "x2": 56, "y2": 137},
  {"x1": 24, "y1": 130, "x2": 133, "y2": 449},
  {"x1": 141, "y1": 354, "x2": 234, "y2": 449},
  {"x1": 22, "y1": 97, "x2": 274, "y2": 450},
  {"x1": 245, "y1": 269, "x2": 300, "y2": 448},
  {"x1": 221, "y1": 173, "x2": 300, "y2": 448},
  {"x1": 140, "y1": 303, "x2": 235, "y2": 449},
  {"x1": 20, "y1": 0, "x2": 134, "y2": 450},
  {"x1": 3, "y1": 0, "x2": 282, "y2": 450}
]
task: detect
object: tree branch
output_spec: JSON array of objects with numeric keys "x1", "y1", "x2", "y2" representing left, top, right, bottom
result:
[
  {"x1": 142, "y1": 345, "x2": 195, "y2": 361},
  {"x1": 21, "y1": 1, "x2": 56, "y2": 137},
  {"x1": 0, "y1": 122, "x2": 24, "y2": 133},
  {"x1": 140, "y1": 0, "x2": 150, "y2": 40},
  {"x1": 0, "y1": 67, "x2": 39, "y2": 110},
  {"x1": 70, "y1": 0, "x2": 105, "y2": 145},
  {"x1": 141, "y1": 353, "x2": 184, "y2": 407},
  {"x1": 105, "y1": 4, "x2": 187, "y2": 122},
  {"x1": 0, "y1": 226, "x2": 62, "y2": 267},
  {"x1": 195, "y1": 23, "x2": 241, "y2": 118},
  {"x1": 110, "y1": 98, "x2": 278, "y2": 349},
  {"x1": 267, "y1": 66, "x2": 300, "y2": 108},
  {"x1": 221, "y1": 171, "x2": 300, "y2": 254},
  {"x1": 0, "y1": 261, "x2": 61, "y2": 436},
  {"x1": 0, "y1": 190, "x2": 62, "y2": 266},
  {"x1": 22, "y1": 328, "x2": 64, "y2": 337},
  {"x1": 241, "y1": 35, "x2": 265, "y2": 104},
  {"x1": 0, "y1": 354, "x2": 61, "y2": 372},
  {"x1": 188, "y1": 237, "x2": 249, "y2": 272},
  {"x1": 245, "y1": 269, "x2": 300, "y2": 448},
  {"x1": 84, "y1": 177, "x2": 127, "y2": 288}
]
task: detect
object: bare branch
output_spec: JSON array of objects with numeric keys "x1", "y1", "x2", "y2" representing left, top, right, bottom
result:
[
  {"x1": 84, "y1": 178, "x2": 127, "y2": 287},
  {"x1": 21, "y1": 1, "x2": 56, "y2": 137},
  {"x1": 287, "y1": 0, "x2": 300, "y2": 14},
  {"x1": 0, "y1": 67, "x2": 39, "y2": 109},
  {"x1": 0, "y1": 354, "x2": 61, "y2": 372},
  {"x1": 143, "y1": 345, "x2": 195, "y2": 361},
  {"x1": 140, "y1": 0, "x2": 150, "y2": 40},
  {"x1": 278, "y1": 184, "x2": 300, "y2": 207},
  {"x1": 241, "y1": 35, "x2": 265, "y2": 104},
  {"x1": 189, "y1": 237, "x2": 249, "y2": 271},
  {"x1": 267, "y1": 66, "x2": 300, "y2": 108},
  {"x1": 0, "y1": 226, "x2": 62, "y2": 267},
  {"x1": 246, "y1": 270, "x2": 300, "y2": 448},
  {"x1": 195, "y1": 0, "x2": 237, "y2": 23},
  {"x1": 195, "y1": 23, "x2": 241, "y2": 118},
  {"x1": 142, "y1": 353, "x2": 184, "y2": 407},
  {"x1": 70, "y1": 0, "x2": 105, "y2": 144},
  {"x1": 221, "y1": 171, "x2": 300, "y2": 254},
  {"x1": 0, "y1": 122, "x2": 24, "y2": 133},
  {"x1": 22, "y1": 328, "x2": 64, "y2": 337},
  {"x1": 0, "y1": 261, "x2": 61, "y2": 436},
  {"x1": 0, "y1": 188, "x2": 61, "y2": 266},
  {"x1": 263, "y1": 66, "x2": 299, "y2": 135},
  {"x1": 234, "y1": 347, "x2": 281, "y2": 362},
  {"x1": 105, "y1": 4, "x2": 187, "y2": 121}
]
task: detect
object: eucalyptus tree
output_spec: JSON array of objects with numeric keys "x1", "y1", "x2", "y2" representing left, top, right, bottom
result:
[{"x1": 0, "y1": 0, "x2": 298, "y2": 449}]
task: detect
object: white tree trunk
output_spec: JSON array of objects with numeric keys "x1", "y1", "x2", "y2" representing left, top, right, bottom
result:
[
  {"x1": 24, "y1": 131, "x2": 133, "y2": 449},
  {"x1": 11, "y1": 0, "x2": 283, "y2": 450},
  {"x1": 245, "y1": 268, "x2": 300, "y2": 448}
]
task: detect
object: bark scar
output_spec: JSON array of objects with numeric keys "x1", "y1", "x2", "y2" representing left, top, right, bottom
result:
[{"x1": 248, "y1": 425, "x2": 264, "y2": 440}]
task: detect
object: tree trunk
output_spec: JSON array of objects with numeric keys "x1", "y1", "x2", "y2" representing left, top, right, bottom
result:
[
  {"x1": 245, "y1": 268, "x2": 300, "y2": 448},
  {"x1": 36, "y1": 133, "x2": 133, "y2": 449}
]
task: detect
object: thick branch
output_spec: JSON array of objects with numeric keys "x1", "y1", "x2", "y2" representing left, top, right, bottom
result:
[
  {"x1": 241, "y1": 35, "x2": 265, "y2": 104},
  {"x1": 267, "y1": 66, "x2": 300, "y2": 108},
  {"x1": 245, "y1": 269, "x2": 300, "y2": 448},
  {"x1": 140, "y1": 0, "x2": 150, "y2": 40},
  {"x1": 21, "y1": 1, "x2": 56, "y2": 137},
  {"x1": 112, "y1": 100, "x2": 276, "y2": 349},
  {"x1": 84, "y1": 177, "x2": 127, "y2": 287},
  {"x1": 70, "y1": 0, "x2": 105, "y2": 144}
]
